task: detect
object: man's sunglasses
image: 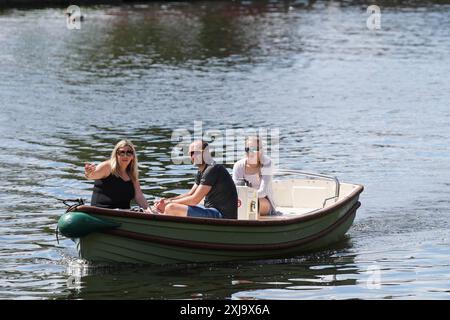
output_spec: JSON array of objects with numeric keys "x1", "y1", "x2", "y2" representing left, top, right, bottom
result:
[
  {"x1": 117, "y1": 150, "x2": 134, "y2": 157},
  {"x1": 245, "y1": 147, "x2": 260, "y2": 153}
]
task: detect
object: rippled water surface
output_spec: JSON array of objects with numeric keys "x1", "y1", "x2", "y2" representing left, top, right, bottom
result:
[{"x1": 1, "y1": 1, "x2": 449, "y2": 299}]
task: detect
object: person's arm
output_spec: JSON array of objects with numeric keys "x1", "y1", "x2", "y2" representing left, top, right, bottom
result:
[
  {"x1": 163, "y1": 166, "x2": 217, "y2": 208},
  {"x1": 164, "y1": 170, "x2": 201, "y2": 202},
  {"x1": 169, "y1": 184, "x2": 211, "y2": 206},
  {"x1": 257, "y1": 174, "x2": 270, "y2": 198},
  {"x1": 167, "y1": 183, "x2": 198, "y2": 201},
  {"x1": 84, "y1": 161, "x2": 110, "y2": 180},
  {"x1": 155, "y1": 184, "x2": 198, "y2": 211},
  {"x1": 232, "y1": 161, "x2": 241, "y2": 183},
  {"x1": 132, "y1": 178, "x2": 149, "y2": 209},
  {"x1": 257, "y1": 161, "x2": 273, "y2": 198},
  {"x1": 155, "y1": 181, "x2": 200, "y2": 212}
]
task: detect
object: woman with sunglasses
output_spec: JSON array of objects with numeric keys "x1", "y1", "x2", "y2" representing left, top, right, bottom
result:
[
  {"x1": 84, "y1": 139, "x2": 150, "y2": 212},
  {"x1": 232, "y1": 136, "x2": 279, "y2": 216}
]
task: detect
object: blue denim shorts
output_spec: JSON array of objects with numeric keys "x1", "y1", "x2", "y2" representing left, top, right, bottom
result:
[{"x1": 187, "y1": 205, "x2": 223, "y2": 218}]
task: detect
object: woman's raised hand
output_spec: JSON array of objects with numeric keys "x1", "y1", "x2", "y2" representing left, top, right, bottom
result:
[{"x1": 84, "y1": 163, "x2": 96, "y2": 178}]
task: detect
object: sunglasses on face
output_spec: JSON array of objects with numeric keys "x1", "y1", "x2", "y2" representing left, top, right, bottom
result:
[
  {"x1": 117, "y1": 150, "x2": 134, "y2": 157},
  {"x1": 245, "y1": 147, "x2": 260, "y2": 153}
]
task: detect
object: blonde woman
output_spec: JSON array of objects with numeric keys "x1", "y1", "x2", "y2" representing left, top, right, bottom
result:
[
  {"x1": 232, "y1": 136, "x2": 279, "y2": 216},
  {"x1": 84, "y1": 139, "x2": 150, "y2": 211}
]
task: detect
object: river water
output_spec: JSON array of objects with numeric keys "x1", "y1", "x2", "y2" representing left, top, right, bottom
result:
[{"x1": 0, "y1": 1, "x2": 449, "y2": 299}]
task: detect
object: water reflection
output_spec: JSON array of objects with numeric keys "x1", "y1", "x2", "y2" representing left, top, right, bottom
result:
[
  {"x1": 62, "y1": 244, "x2": 358, "y2": 300},
  {"x1": 59, "y1": 0, "x2": 321, "y2": 78},
  {"x1": 1, "y1": 0, "x2": 450, "y2": 299}
]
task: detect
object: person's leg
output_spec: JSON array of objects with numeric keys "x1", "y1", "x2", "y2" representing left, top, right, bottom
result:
[
  {"x1": 187, "y1": 205, "x2": 223, "y2": 218},
  {"x1": 258, "y1": 197, "x2": 272, "y2": 216},
  {"x1": 164, "y1": 203, "x2": 189, "y2": 216}
]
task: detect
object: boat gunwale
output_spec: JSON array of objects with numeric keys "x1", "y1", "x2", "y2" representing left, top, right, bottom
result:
[
  {"x1": 71, "y1": 184, "x2": 363, "y2": 226},
  {"x1": 99, "y1": 201, "x2": 360, "y2": 252}
]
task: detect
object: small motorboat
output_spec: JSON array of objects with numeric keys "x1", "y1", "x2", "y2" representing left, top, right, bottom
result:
[{"x1": 58, "y1": 170, "x2": 363, "y2": 264}]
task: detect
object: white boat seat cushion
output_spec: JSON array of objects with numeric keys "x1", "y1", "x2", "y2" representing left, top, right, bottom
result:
[
  {"x1": 275, "y1": 206, "x2": 318, "y2": 216},
  {"x1": 292, "y1": 186, "x2": 330, "y2": 208}
]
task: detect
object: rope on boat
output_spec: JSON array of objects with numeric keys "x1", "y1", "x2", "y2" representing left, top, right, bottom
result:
[
  {"x1": 56, "y1": 198, "x2": 86, "y2": 244},
  {"x1": 56, "y1": 198, "x2": 85, "y2": 212}
]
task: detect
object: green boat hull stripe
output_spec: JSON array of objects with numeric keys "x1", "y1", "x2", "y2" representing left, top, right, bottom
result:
[
  {"x1": 58, "y1": 211, "x2": 121, "y2": 238},
  {"x1": 102, "y1": 202, "x2": 360, "y2": 251}
]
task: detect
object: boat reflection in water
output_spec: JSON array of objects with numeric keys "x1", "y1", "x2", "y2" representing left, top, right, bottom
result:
[{"x1": 64, "y1": 246, "x2": 358, "y2": 300}]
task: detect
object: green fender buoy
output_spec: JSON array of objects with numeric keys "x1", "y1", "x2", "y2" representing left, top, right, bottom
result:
[{"x1": 58, "y1": 211, "x2": 120, "y2": 238}]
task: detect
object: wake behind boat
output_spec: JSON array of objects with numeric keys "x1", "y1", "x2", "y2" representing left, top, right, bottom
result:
[{"x1": 58, "y1": 170, "x2": 363, "y2": 264}]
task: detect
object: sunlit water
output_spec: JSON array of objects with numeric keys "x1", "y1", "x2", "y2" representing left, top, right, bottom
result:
[{"x1": 0, "y1": 1, "x2": 449, "y2": 299}]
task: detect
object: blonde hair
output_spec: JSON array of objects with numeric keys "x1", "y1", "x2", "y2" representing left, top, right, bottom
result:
[
  {"x1": 245, "y1": 136, "x2": 263, "y2": 176},
  {"x1": 110, "y1": 139, "x2": 139, "y2": 181}
]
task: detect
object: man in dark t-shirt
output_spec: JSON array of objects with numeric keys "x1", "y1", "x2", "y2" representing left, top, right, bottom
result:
[{"x1": 154, "y1": 140, "x2": 238, "y2": 219}]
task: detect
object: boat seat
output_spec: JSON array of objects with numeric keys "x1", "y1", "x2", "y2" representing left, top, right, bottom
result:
[
  {"x1": 276, "y1": 207, "x2": 318, "y2": 216},
  {"x1": 257, "y1": 207, "x2": 319, "y2": 220},
  {"x1": 272, "y1": 180, "x2": 335, "y2": 209}
]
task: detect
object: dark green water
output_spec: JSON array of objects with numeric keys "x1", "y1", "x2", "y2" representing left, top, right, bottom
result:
[{"x1": 1, "y1": 1, "x2": 449, "y2": 299}]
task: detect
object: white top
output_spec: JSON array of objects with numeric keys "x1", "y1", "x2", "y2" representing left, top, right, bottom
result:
[
  {"x1": 232, "y1": 155, "x2": 276, "y2": 209},
  {"x1": 244, "y1": 172, "x2": 261, "y2": 189}
]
